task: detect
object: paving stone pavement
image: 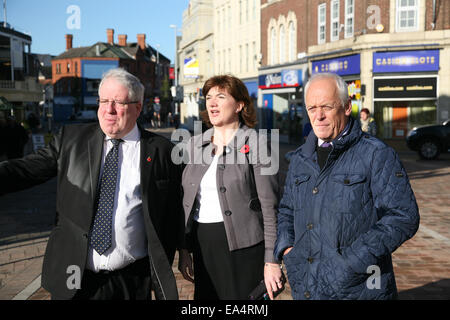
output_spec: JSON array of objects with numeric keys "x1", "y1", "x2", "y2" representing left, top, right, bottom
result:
[{"x1": 0, "y1": 130, "x2": 449, "y2": 300}]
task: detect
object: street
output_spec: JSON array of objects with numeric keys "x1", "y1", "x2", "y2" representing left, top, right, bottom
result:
[{"x1": 0, "y1": 128, "x2": 449, "y2": 300}]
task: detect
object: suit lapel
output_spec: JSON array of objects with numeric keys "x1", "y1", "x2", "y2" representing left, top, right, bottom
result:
[
  {"x1": 139, "y1": 128, "x2": 157, "y2": 207},
  {"x1": 87, "y1": 126, "x2": 105, "y2": 205}
]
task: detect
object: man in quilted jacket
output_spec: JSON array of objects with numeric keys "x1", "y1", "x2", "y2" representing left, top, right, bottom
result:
[{"x1": 274, "y1": 73, "x2": 419, "y2": 300}]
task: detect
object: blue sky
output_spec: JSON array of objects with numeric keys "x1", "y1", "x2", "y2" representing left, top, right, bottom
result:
[{"x1": 4, "y1": 0, "x2": 190, "y2": 62}]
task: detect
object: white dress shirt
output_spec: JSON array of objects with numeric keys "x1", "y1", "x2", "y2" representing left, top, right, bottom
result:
[
  {"x1": 195, "y1": 153, "x2": 224, "y2": 223},
  {"x1": 86, "y1": 124, "x2": 148, "y2": 272}
]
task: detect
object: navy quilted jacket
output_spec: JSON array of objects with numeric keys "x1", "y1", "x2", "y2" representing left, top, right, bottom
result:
[{"x1": 274, "y1": 117, "x2": 419, "y2": 300}]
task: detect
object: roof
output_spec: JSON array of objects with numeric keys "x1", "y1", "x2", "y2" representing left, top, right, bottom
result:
[
  {"x1": 0, "y1": 24, "x2": 32, "y2": 42},
  {"x1": 54, "y1": 42, "x2": 133, "y2": 60},
  {"x1": 53, "y1": 41, "x2": 171, "y2": 64}
]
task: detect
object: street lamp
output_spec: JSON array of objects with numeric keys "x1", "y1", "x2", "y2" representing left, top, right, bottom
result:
[{"x1": 169, "y1": 24, "x2": 179, "y2": 114}]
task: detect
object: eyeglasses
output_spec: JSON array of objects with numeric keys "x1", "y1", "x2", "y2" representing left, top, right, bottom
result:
[
  {"x1": 97, "y1": 98, "x2": 139, "y2": 109},
  {"x1": 306, "y1": 104, "x2": 340, "y2": 114}
]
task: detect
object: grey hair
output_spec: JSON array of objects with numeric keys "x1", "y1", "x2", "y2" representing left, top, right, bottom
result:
[
  {"x1": 99, "y1": 68, "x2": 145, "y2": 104},
  {"x1": 304, "y1": 72, "x2": 349, "y2": 108}
]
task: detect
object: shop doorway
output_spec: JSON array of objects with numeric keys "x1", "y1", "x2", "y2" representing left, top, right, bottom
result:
[
  {"x1": 288, "y1": 99, "x2": 304, "y2": 144},
  {"x1": 392, "y1": 102, "x2": 408, "y2": 138}
]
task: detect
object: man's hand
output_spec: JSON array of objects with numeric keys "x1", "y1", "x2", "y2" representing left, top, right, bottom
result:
[
  {"x1": 178, "y1": 249, "x2": 194, "y2": 283},
  {"x1": 283, "y1": 247, "x2": 293, "y2": 256}
]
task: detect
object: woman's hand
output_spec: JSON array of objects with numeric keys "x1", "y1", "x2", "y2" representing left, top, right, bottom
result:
[
  {"x1": 178, "y1": 249, "x2": 194, "y2": 283},
  {"x1": 264, "y1": 262, "x2": 283, "y2": 300}
]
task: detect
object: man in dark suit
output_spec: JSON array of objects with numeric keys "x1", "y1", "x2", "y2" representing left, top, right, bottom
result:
[{"x1": 0, "y1": 68, "x2": 184, "y2": 300}]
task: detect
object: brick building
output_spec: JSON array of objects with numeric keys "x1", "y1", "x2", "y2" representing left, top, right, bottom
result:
[
  {"x1": 260, "y1": 0, "x2": 450, "y2": 142},
  {"x1": 0, "y1": 23, "x2": 44, "y2": 123},
  {"x1": 51, "y1": 29, "x2": 171, "y2": 122}
]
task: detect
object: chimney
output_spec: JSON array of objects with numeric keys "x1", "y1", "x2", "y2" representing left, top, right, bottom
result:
[
  {"x1": 107, "y1": 28, "x2": 114, "y2": 45},
  {"x1": 65, "y1": 34, "x2": 73, "y2": 51},
  {"x1": 118, "y1": 34, "x2": 127, "y2": 46},
  {"x1": 137, "y1": 34, "x2": 146, "y2": 50}
]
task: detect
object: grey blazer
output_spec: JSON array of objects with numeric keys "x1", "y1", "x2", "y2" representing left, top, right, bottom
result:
[{"x1": 181, "y1": 125, "x2": 279, "y2": 263}]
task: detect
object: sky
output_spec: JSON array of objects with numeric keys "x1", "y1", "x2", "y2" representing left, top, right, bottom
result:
[{"x1": 4, "y1": 0, "x2": 190, "y2": 62}]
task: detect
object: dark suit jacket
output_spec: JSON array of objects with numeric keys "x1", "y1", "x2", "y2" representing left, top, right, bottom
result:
[{"x1": 0, "y1": 123, "x2": 184, "y2": 299}]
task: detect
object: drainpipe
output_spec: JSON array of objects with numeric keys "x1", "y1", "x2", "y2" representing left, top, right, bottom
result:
[{"x1": 431, "y1": 0, "x2": 436, "y2": 30}]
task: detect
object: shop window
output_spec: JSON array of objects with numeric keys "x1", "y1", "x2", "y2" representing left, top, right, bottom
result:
[
  {"x1": 408, "y1": 101, "x2": 437, "y2": 129},
  {"x1": 396, "y1": 0, "x2": 419, "y2": 32},
  {"x1": 318, "y1": 3, "x2": 326, "y2": 44}
]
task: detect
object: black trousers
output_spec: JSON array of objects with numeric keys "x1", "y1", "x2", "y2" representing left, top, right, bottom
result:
[
  {"x1": 68, "y1": 257, "x2": 152, "y2": 300},
  {"x1": 192, "y1": 221, "x2": 264, "y2": 300}
]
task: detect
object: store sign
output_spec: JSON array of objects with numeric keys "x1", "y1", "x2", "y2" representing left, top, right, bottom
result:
[
  {"x1": 373, "y1": 50, "x2": 439, "y2": 73},
  {"x1": 184, "y1": 58, "x2": 199, "y2": 79},
  {"x1": 259, "y1": 73, "x2": 282, "y2": 89},
  {"x1": 259, "y1": 69, "x2": 302, "y2": 89},
  {"x1": 374, "y1": 77, "x2": 437, "y2": 99},
  {"x1": 312, "y1": 54, "x2": 360, "y2": 76},
  {"x1": 282, "y1": 69, "x2": 302, "y2": 87}
]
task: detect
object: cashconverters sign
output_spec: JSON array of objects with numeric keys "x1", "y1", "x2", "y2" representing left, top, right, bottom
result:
[{"x1": 373, "y1": 50, "x2": 439, "y2": 73}]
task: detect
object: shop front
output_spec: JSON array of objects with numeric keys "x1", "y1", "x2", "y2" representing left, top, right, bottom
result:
[
  {"x1": 311, "y1": 54, "x2": 362, "y2": 118},
  {"x1": 258, "y1": 69, "x2": 303, "y2": 143},
  {"x1": 372, "y1": 49, "x2": 439, "y2": 139}
]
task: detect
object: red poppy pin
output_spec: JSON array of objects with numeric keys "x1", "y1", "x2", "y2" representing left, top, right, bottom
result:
[
  {"x1": 240, "y1": 144, "x2": 250, "y2": 154},
  {"x1": 147, "y1": 156, "x2": 152, "y2": 162}
]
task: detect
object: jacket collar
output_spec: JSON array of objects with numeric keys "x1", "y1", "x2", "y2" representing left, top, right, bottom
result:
[{"x1": 304, "y1": 116, "x2": 362, "y2": 158}]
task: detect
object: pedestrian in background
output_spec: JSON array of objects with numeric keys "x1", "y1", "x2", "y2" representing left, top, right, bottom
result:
[
  {"x1": 152, "y1": 97, "x2": 162, "y2": 128},
  {"x1": 360, "y1": 108, "x2": 377, "y2": 136},
  {"x1": 275, "y1": 73, "x2": 419, "y2": 300},
  {"x1": 0, "y1": 68, "x2": 184, "y2": 300},
  {"x1": 178, "y1": 75, "x2": 283, "y2": 300}
]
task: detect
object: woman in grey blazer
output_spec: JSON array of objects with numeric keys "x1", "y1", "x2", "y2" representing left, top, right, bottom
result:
[{"x1": 178, "y1": 75, "x2": 283, "y2": 300}]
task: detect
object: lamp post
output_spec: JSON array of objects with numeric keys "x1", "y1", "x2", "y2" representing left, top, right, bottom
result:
[{"x1": 169, "y1": 24, "x2": 179, "y2": 114}]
